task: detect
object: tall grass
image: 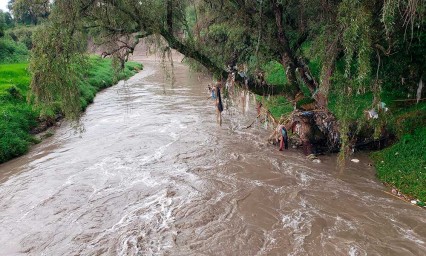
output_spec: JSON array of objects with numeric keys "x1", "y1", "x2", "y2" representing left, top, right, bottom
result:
[{"x1": 0, "y1": 63, "x2": 37, "y2": 162}]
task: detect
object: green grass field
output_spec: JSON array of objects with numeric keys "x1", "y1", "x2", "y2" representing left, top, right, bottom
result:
[
  {"x1": 0, "y1": 63, "x2": 37, "y2": 163},
  {"x1": 0, "y1": 57, "x2": 142, "y2": 163}
]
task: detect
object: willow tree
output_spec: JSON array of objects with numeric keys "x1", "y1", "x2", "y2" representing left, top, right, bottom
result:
[
  {"x1": 30, "y1": 1, "x2": 87, "y2": 119},
  {"x1": 0, "y1": 11, "x2": 6, "y2": 37},
  {"x1": 31, "y1": 0, "x2": 424, "y2": 152},
  {"x1": 9, "y1": 0, "x2": 50, "y2": 25},
  {"x1": 31, "y1": 0, "x2": 228, "y2": 116}
]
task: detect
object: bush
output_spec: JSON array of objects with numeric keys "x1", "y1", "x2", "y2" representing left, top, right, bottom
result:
[
  {"x1": 260, "y1": 95, "x2": 294, "y2": 120},
  {"x1": 263, "y1": 61, "x2": 288, "y2": 90},
  {"x1": 0, "y1": 37, "x2": 29, "y2": 64},
  {"x1": 7, "y1": 25, "x2": 36, "y2": 49},
  {"x1": 0, "y1": 103, "x2": 38, "y2": 162}
]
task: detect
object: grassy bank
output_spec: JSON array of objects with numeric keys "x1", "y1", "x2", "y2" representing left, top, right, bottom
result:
[
  {"x1": 0, "y1": 56, "x2": 142, "y2": 163},
  {"x1": 371, "y1": 102, "x2": 426, "y2": 203},
  {"x1": 371, "y1": 127, "x2": 426, "y2": 203}
]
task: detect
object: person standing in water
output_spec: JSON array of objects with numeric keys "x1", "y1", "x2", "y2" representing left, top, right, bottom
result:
[
  {"x1": 215, "y1": 82, "x2": 224, "y2": 126},
  {"x1": 210, "y1": 84, "x2": 217, "y2": 99},
  {"x1": 278, "y1": 124, "x2": 289, "y2": 151}
]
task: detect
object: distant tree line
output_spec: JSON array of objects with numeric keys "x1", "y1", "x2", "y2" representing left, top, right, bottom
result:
[{"x1": 7, "y1": 0, "x2": 50, "y2": 25}]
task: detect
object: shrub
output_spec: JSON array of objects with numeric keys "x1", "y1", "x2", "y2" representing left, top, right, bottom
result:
[{"x1": 0, "y1": 37, "x2": 29, "y2": 64}]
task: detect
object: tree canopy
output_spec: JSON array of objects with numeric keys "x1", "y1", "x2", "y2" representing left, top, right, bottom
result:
[
  {"x1": 8, "y1": 0, "x2": 50, "y2": 25},
  {"x1": 30, "y1": 0, "x2": 424, "y2": 136},
  {"x1": 0, "y1": 11, "x2": 6, "y2": 37}
]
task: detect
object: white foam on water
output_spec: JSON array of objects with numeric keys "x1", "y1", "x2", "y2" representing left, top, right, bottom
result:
[
  {"x1": 335, "y1": 215, "x2": 357, "y2": 231},
  {"x1": 84, "y1": 190, "x2": 179, "y2": 256},
  {"x1": 281, "y1": 210, "x2": 312, "y2": 254},
  {"x1": 270, "y1": 158, "x2": 280, "y2": 171},
  {"x1": 349, "y1": 244, "x2": 367, "y2": 256},
  {"x1": 394, "y1": 225, "x2": 426, "y2": 246},
  {"x1": 300, "y1": 173, "x2": 310, "y2": 186},
  {"x1": 256, "y1": 230, "x2": 278, "y2": 256}
]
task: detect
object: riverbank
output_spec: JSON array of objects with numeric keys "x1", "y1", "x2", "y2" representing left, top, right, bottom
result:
[
  {"x1": 1, "y1": 60, "x2": 424, "y2": 255},
  {"x1": 258, "y1": 93, "x2": 426, "y2": 204},
  {"x1": 371, "y1": 126, "x2": 426, "y2": 204},
  {"x1": 0, "y1": 56, "x2": 142, "y2": 163}
]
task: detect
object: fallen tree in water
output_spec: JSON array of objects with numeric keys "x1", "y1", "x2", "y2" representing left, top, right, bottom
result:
[
  {"x1": 251, "y1": 90, "x2": 396, "y2": 156},
  {"x1": 254, "y1": 101, "x2": 341, "y2": 154}
]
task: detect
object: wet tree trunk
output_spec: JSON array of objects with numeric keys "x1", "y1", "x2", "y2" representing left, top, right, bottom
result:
[
  {"x1": 271, "y1": 0, "x2": 330, "y2": 109},
  {"x1": 271, "y1": 0, "x2": 300, "y2": 99},
  {"x1": 269, "y1": 0, "x2": 340, "y2": 150},
  {"x1": 162, "y1": 0, "x2": 227, "y2": 79}
]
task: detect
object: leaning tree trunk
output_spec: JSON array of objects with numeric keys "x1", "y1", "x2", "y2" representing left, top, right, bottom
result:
[
  {"x1": 271, "y1": 0, "x2": 340, "y2": 150},
  {"x1": 271, "y1": 0, "x2": 301, "y2": 99},
  {"x1": 162, "y1": 0, "x2": 228, "y2": 79},
  {"x1": 161, "y1": 0, "x2": 341, "y2": 151}
]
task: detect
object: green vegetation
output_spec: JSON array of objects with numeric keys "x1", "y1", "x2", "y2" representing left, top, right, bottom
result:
[
  {"x1": 390, "y1": 102, "x2": 426, "y2": 138},
  {"x1": 369, "y1": 102, "x2": 426, "y2": 202},
  {"x1": 6, "y1": 25, "x2": 37, "y2": 49},
  {"x1": 0, "y1": 102, "x2": 38, "y2": 163},
  {"x1": 0, "y1": 58, "x2": 142, "y2": 163},
  {"x1": 8, "y1": 0, "x2": 50, "y2": 25},
  {"x1": 371, "y1": 127, "x2": 426, "y2": 202},
  {"x1": 0, "y1": 37, "x2": 29, "y2": 64},
  {"x1": 259, "y1": 95, "x2": 293, "y2": 120},
  {"x1": 0, "y1": 63, "x2": 38, "y2": 162},
  {"x1": 263, "y1": 61, "x2": 287, "y2": 93}
]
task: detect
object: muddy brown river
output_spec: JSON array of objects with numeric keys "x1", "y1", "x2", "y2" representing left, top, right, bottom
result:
[{"x1": 0, "y1": 60, "x2": 425, "y2": 256}]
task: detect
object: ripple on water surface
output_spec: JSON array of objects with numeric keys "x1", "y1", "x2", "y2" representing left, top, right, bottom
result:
[{"x1": 0, "y1": 61, "x2": 425, "y2": 255}]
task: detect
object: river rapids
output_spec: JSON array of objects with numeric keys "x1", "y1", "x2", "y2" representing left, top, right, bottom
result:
[{"x1": 0, "y1": 60, "x2": 425, "y2": 256}]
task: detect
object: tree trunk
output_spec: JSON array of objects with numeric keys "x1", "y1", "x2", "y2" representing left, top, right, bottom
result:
[
  {"x1": 162, "y1": 0, "x2": 227, "y2": 79},
  {"x1": 160, "y1": 29, "x2": 228, "y2": 79},
  {"x1": 271, "y1": 0, "x2": 299, "y2": 99},
  {"x1": 271, "y1": 0, "x2": 330, "y2": 109}
]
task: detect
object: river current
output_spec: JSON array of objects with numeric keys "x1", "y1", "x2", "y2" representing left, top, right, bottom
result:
[{"x1": 0, "y1": 60, "x2": 425, "y2": 255}]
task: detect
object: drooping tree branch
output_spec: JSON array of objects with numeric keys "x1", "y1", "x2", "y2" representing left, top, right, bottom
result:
[
  {"x1": 167, "y1": 0, "x2": 173, "y2": 34},
  {"x1": 162, "y1": 0, "x2": 227, "y2": 78},
  {"x1": 271, "y1": 0, "x2": 329, "y2": 108},
  {"x1": 160, "y1": 28, "x2": 227, "y2": 79}
]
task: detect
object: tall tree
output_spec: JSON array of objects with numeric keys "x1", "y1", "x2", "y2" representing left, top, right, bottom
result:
[
  {"x1": 0, "y1": 11, "x2": 6, "y2": 37},
  {"x1": 30, "y1": 0, "x2": 424, "y2": 151},
  {"x1": 9, "y1": 0, "x2": 50, "y2": 25}
]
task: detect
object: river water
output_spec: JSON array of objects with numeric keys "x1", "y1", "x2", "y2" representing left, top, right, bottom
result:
[{"x1": 0, "y1": 60, "x2": 425, "y2": 256}]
